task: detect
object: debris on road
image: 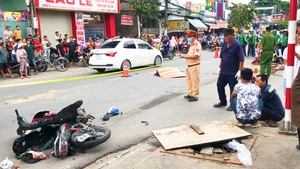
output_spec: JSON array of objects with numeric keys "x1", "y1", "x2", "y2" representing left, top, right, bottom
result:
[{"x1": 141, "y1": 121, "x2": 149, "y2": 125}]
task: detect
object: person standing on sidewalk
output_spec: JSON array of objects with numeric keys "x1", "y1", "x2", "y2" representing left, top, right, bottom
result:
[
  {"x1": 42, "y1": 36, "x2": 51, "y2": 60},
  {"x1": 24, "y1": 39, "x2": 37, "y2": 75},
  {"x1": 256, "y1": 27, "x2": 276, "y2": 77},
  {"x1": 213, "y1": 28, "x2": 244, "y2": 111},
  {"x1": 291, "y1": 20, "x2": 300, "y2": 150},
  {"x1": 181, "y1": 31, "x2": 201, "y2": 102},
  {"x1": 246, "y1": 30, "x2": 256, "y2": 57},
  {"x1": 0, "y1": 42, "x2": 15, "y2": 79},
  {"x1": 68, "y1": 37, "x2": 78, "y2": 67},
  {"x1": 237, "y1": 30, "x2": 246, "y2": 56},
  {"x1": 56, "y1": 39, "x2": 65, "y2": 58},
  {"x1": 34, "y1": 36, "x2": 44, "y2": 58}
]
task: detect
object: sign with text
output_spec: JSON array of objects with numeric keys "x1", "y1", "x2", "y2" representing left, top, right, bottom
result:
[
  {"x1": 75, "y1": 12, "x2": 85, "y2": 42},
  {"x1": 121, "y1": 15, "x2": 133, "y2": 25},
  {"x1": 167, "y1": 20, "x2": 185, "y2": 30},
  {"x1": 36, "y1": 0, "x2": 120, "y2": 13}
]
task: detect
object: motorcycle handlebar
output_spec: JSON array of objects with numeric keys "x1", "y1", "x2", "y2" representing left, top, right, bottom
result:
[{"x1": 15, "y1": 109, "x2": 20, "y2": 117}]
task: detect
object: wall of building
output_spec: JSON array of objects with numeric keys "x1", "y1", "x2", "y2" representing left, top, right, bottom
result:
[{"x1": 0, "y1": 0, "x2": 27, "y2": 11}]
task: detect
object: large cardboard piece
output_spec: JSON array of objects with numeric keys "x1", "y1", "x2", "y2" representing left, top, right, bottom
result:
[{"x1": 152, "y1": 120, "x2": 251, "y2": 150}]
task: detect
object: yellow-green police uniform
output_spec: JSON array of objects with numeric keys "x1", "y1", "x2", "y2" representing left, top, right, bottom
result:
[
  {"x1": 259, "y1": 33, "x2": 276, "y2": 77},
  {"x1": 186, "y1": 40, "x2": 202, "y2": 99}
]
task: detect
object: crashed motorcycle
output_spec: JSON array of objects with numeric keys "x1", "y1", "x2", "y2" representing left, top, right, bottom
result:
[{"x1": 13, "y1": 100, "x2": 111, "y2": 159}]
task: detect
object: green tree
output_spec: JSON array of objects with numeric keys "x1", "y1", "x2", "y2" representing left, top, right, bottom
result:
[
  {"x1": 228, "y1": 3, "x2": 258, "y2": 30},
  {"x1": 250, "y1": 0, "x2": 289, "y2": 16},
  {"x1": 130, "y1": 0, "x2": 161, "y2": 34},
  {"x1": 278, "y1": 20, "x2": 288, "y2": 30}
]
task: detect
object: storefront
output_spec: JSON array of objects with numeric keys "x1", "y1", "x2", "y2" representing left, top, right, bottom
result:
[
  {"x1": 0, "y1": 0, "x2": 29, "y2": 39},
  {"x1": 34, "y1": 0, "x2": 120, "y2": 44}
]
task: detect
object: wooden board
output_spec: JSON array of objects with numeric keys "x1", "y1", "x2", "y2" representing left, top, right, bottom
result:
[{"x1": 152, "y1": 120, "x2": 251, "y2": 150}]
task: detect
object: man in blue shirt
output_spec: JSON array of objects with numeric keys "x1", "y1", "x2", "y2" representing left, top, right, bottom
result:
[
  {"x1": 255, "y1": 74, "x2": 285, "y2": 127},
  {"x1": 213, "y1": 28, "x2": 245, "y2": 111}
]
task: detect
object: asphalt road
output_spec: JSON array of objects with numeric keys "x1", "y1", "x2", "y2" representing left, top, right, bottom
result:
[{"x1": 0, "y1": 51, "x2": 221, "y2": 169}]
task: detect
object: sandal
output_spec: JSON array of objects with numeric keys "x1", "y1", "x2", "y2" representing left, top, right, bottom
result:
[
  {"x1": 251, "y1": 122, "x2": 261, "y2": 128},
  {"x1": 235, "y1": 122, "x2": 245, "y2": 127},
  {"x1": 26, "y1": 76, "x2": 31, "y2": 78}
]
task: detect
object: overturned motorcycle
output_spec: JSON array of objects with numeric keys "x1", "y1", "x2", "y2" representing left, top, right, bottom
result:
[{"x1": 13, "y1": 100, "x2": 111, "y2": 162}]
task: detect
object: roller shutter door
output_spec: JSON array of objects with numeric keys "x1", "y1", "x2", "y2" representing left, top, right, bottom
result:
[{"x1": 39, "y1": 10, "x2": 72, "y2": 45}]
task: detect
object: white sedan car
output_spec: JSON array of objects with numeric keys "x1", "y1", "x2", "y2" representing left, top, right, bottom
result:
[{"x1": 89, "y1": 38, "x2": 163, "y2": 73}]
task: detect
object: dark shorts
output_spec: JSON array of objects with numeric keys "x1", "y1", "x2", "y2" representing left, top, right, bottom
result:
[
  {"x1": 202, "y1": 42, "x2": 207, "y2": 47},
  {"x1": 0, "y1": 62, "x2": 9, "y2": 69},
  {"x1": 69, "y1": 53, "x2": 77, "y2": 62}
]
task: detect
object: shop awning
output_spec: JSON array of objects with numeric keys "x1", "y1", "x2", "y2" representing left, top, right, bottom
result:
[
  {"x1": 167, "y1": 30, "x2": 185, "y2": 33},
  {"x1": 206, "y1": 23, "x2": 219, "y2": 29},
  {"x1": 188, "y1": 19, "x2": 207, "y2": 31}
]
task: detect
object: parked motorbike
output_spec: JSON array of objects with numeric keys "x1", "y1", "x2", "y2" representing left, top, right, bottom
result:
[
  {"x1": 6, "y1": 60, "x2": 30, "y2": 76},
  {"x1": 13, "y1": 100, "x2": 111, "y2": 158},
  {"x1": 160, "y1": 46, "x2": 174, "y2": 60},
  {"x1": 77, "y1": 48, "x2": 90, "y2": 67}
]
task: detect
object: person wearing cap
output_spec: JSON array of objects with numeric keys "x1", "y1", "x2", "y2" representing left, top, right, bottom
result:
[
  {"x1": 281, "y1": 30, "x2": 288, "y2": 53},
  {"x1": 16, "y1": 45, "x2": 30, "y2": 79},
  {"x1": 181, "y1": 31, "x2": 201, "y2": 102},
  {"x1": 256, "y1": 27, "x2": 276, "y2": 77},
  {"x1": 246, "y1": 29, "x2": 256, "y2": 57},
  {"x1": 4, "y1": 26, "x2": 13, "y2": 41},
  {"x1": 13, "y1": 24, "x2": 22, "y2": 40},
  {"x1": 213, "y1": 28, "x2": 244, "y2": 111}
]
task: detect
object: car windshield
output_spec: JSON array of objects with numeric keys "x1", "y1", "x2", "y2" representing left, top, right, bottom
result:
[{"x1": 99, "y1": 41, "x2": 120, "y2": 49}]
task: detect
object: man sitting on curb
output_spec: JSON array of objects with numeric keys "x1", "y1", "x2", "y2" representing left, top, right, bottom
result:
[
  {"x1": 230, "y1": 68, "x2": 262, "y2": 127},
  {"x1": 255, "y1": 74, "x2": 285, "y2": 127}
]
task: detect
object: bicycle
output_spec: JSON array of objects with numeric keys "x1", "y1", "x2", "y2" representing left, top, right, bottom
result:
[{"x1": 36, "y1": 49, "x2": 70, "y2": 72}]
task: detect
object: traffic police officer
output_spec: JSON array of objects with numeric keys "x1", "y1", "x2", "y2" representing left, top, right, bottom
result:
[{"x1": 181, "y1": 30, "x2": 202, "y2": 102}]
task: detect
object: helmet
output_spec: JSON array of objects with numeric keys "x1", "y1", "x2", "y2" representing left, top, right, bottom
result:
[
  {"x1": 16, "y1": 24, "x2": 20, "y2": 27},
  {"x1": 107, "y1": 107, "x2": 120, "y2": 115}
]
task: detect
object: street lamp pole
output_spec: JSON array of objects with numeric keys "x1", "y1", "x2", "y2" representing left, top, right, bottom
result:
[{"x1": 164, "y1": 0, "x2": 168, "y2": 36}]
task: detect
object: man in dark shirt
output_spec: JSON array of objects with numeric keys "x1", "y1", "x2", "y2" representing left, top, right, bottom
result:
[
  {"x1": 255, "y1": 74, "x2": 285, "y2": 127},
  {"x1": 68, "y1": 37, "x2": 78, "y2": 66},
  {"x1": 56, "y1": 39, "x2": 65, "y2": 58},
  {"x1": 24, "y1": 39, "x2": 37, "y2": 75},
  {"x1": 213, "y1": 28, "x2": 245, "y2": 111}
]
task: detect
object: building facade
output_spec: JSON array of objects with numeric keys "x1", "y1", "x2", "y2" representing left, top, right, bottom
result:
[{"x1": 34, "y1": 0, "x2": 120, "y2": 44}]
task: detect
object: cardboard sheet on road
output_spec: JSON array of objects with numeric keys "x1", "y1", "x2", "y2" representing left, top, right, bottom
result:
[
  {"x1": 148, "y1": 67, "x2": 185, "y2": 78},
  {"x1": 152, "y1": 120, "x2": 251, "y2": 150}
]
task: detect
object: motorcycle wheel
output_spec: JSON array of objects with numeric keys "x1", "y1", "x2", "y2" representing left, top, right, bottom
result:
[
  {"x1": 168, "y1": 53, "x2": 174, "y2": 60},
  {"x1": 37, "y1": 61, "x2": 48, "y2": 72},
  {"x1": 70, "y1": 126, "x2": 111, "y2": 149},
  {"x1": 83, "y1": 57, "x2": 89, "y2": 67}
]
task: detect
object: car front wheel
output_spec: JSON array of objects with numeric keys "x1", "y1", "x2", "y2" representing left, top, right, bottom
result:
[{"x1": 154, "y1": 56, "x2": 162, "y2": 66}]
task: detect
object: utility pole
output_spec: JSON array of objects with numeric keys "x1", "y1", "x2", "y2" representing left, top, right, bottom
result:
[{"x1": 164, "y1": 0, "x2": 168, "y2": 36}]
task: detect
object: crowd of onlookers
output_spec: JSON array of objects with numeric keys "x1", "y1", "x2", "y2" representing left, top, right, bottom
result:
[{"x1": 0, "y1": 24, "x2": 106, "y2": 80}]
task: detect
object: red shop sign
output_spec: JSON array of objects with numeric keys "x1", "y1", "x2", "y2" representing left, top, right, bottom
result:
[{"x1": 121, "y1": 15, "x2": 133, "y2": 25}]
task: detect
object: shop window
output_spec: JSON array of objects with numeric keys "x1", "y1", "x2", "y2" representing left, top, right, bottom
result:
[{"x1": 123, "y1": 40, "x2": 136, "y2": 49}]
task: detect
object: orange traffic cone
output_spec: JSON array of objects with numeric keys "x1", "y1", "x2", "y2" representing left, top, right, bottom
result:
[
  {"x1": 213, "y1": 47, "x2": 219, "y2": 58},
  {"x1": 121, "y1": 61, "x2": 131, "y2": 77}
]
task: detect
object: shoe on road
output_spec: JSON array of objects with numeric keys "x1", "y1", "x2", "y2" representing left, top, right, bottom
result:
[
  {"x1": 267, "y1": 119, "x2": 278, "y2": 127},
  {"x1": 213, "y1": 102, "x2": 226, "y2": 108},
  {"x1": 184, "y1": 95, "x2": 192, "y2": 99},
  {"x1": 188, "y1": 97, "x2": 198, "y2": 102}
]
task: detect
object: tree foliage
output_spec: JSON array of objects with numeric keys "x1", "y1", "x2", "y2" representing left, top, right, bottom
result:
[
  {"x1": 250, "y1": 0, "x2": 289, "y2": 16},
  {"x1": 278, "y1": 20, "x2": 288, "y2": 30},
  {"x1": 228, "y1": 3, "x2": 258, "y2": 30},
  {"x1": 130, "y1": 0, "x2": 161, "y2": 22}
]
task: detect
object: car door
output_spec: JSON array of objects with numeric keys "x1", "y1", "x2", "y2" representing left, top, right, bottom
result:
[
  {"x1": 135, "y1": 40, "x2": 154, "y2": 65},
  {"x1": 122, "y1": 40, "x2": 139, "y2": 67}
]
